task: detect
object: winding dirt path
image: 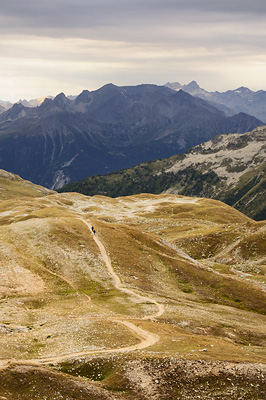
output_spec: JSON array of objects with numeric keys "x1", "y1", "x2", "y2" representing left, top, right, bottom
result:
[
  {"x1": 37, "y1": 321, "x2": 159, "y2": 365},
  {"x1": 85, "y1": 219, "x2": 164, "y2": 320},
  {"x1": 14, "y1": 218, "x2": 164, "y2": 366}
]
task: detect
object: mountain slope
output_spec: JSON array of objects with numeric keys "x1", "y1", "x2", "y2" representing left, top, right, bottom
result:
[
  {"x1": 0, "y1": 177, "x2": 266, "y2": 398},
  {"x1": 59, "y1": 126, "x2": 266, "y2": 220},
  {"x1": 165, "y1": 81, "x2": 266, "y2": 122},
  {"x1": 0, "y1": 169, "x2": 54, "y2": 200},
  {"x1": 0, "y1": 100, "x2": 12, "y2": 114},
  {"x1": 0, "y1": 84, "x2": 263, "y2": 189}
]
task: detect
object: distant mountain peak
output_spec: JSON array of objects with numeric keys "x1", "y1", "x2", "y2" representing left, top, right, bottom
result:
[
  {"x1": 7, "y1": 102, "x2": 26, "y2": 115},
  {"x1": 165, "y1": 81, "x2": 181, "y2": 90},
  {"x1": 75, "y1": 90, "x2": 90, "y2": 104},
  {"x1": 17, "y1": 99, "x2": 31, "y2": 107},
  {"x1": 54, "y1": 92, "x2": 67, "y2": 101},
  {"x1": 12, "y1": 102, "x2": 25, "y2": 110},
  {"x1": 185, "y1": 80, "x2": 200, "y2": 91},
  {"x1": 100, "y1": 83, "x2": 117, "y2": 90},
  {"x1": 234, "y1": 86, "x2": 253, "y2": 94},
  {"x1": 165, "y1": 81, "x2": 266, "y2": 122},
  {"x1": 165, "y1": 80, "x2": 204, "y2": 95},
  {"x1": 0, "y1": 102, "x2": 28, "y2": 122},
  {"x1": 53, "y1": 92, "x2": 71, "y2": 108},
  {"x1": 38, "y1": 93, "x2": 70, "y2": 113},
  {"x1": 39, "y1": 97, "x2": 53, "y2": 108}
]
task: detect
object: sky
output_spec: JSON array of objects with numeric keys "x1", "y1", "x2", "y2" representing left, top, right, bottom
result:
[{"x1": 1, "y1": 0, "x2": 266, "y2": 101}]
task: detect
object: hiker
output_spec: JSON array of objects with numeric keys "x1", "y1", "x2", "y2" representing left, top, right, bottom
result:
[{"x1": 91, "y1": 226, "x2": 95, "y2": 235}]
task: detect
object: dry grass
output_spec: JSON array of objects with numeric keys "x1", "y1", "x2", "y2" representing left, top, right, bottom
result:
[
  {"x1": 0, "y1": 186, "x2": 266, "y2": 398},
  {"x1": 0, "y1": 171, "x2": 54, "y2": 201}
]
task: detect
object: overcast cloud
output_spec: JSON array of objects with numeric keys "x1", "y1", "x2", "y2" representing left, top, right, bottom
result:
[{"x1": 1, "y1": 0, "x2": 266, "y2": 101}]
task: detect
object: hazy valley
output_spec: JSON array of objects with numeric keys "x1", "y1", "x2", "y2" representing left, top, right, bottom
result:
[{"x1": 0, "y1": 169, "x2": 266, "y2": 399}]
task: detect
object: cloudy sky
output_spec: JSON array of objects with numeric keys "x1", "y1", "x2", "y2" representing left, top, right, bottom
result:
[{"x1": 1, "y1": 0, "x2": 266, "y2": 101}]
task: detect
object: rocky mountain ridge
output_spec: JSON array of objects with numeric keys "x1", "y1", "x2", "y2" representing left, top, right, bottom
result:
[
  {"x1": 165, "y1": 80, "x2": 266, "y2": 122},
  {"x1": 0, "y1": 100, "x2": 12, "y2": 112},
  {"x1": 0, "y1": 95, "x2": 78, "y2": 112},
  {"x1": 0, "y1": 83, "x2": 262, "y2": 189}
]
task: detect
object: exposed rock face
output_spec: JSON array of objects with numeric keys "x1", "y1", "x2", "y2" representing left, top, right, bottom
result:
[
  {"x1": 166, "y1": 126, "x2": 265, "y2": 185},
  {"x1": 0, "y1": 84, "x2": 263, "y2": 188}
]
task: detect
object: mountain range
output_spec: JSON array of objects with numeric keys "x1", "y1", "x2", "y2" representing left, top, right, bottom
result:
[
  {"x1": 165, "y1": 81, "x2": 266, "y2": 123},
  {"x1": 59, "y1": 126, "x2": 266, "y2": 221},
  {"x1": 0, "y1": 83, "x2": 263, "y2": 189},
  {"x1": 17, "y1": 96, "x2": 54, "y2": 108},
  {"x1": 0, "y1": 101, "x2": 12, "y2": 114},
  {"x1": 0, "y1": 169, "x2": 266, "y2": 399},
  {"x1": 2, "y1": 80, "x2": 266, "y2": 122},
  {"x1": 0, "y1": 95, "x2": 77, "y2": 112}
]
